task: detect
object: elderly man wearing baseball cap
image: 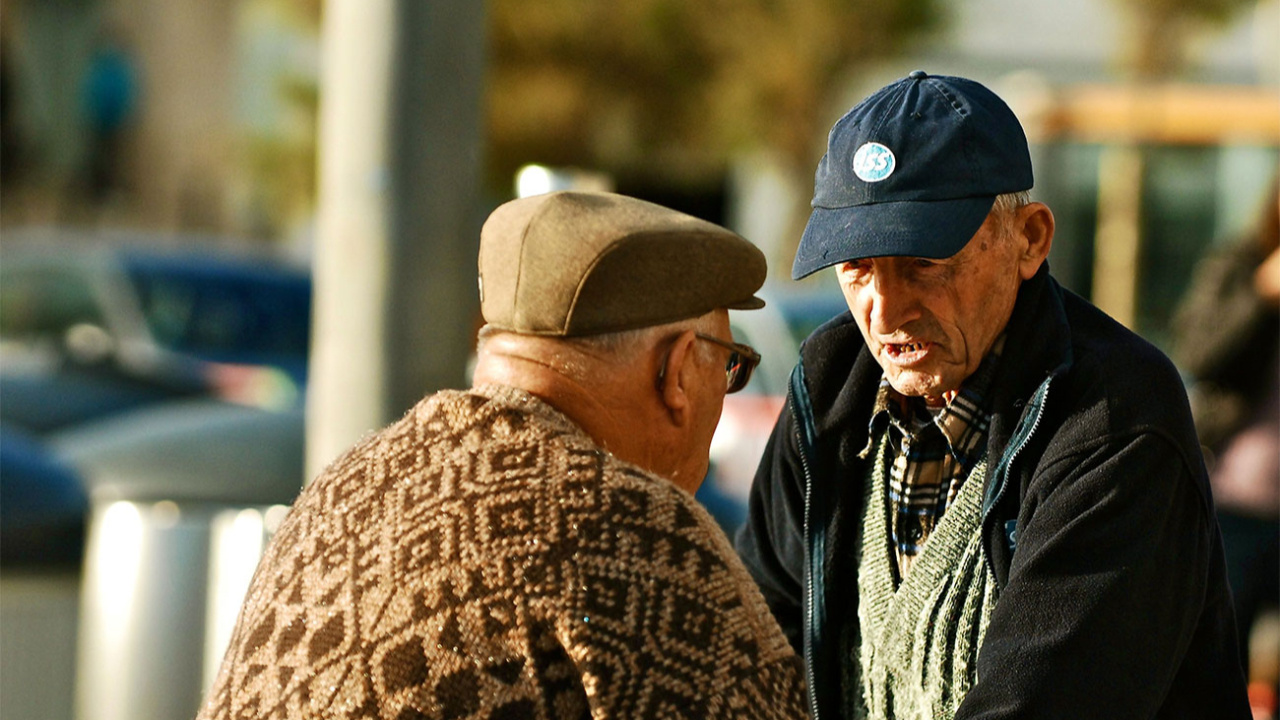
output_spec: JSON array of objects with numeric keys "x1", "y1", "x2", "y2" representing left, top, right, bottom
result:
[
  {"x1": 198, "y1": 192, "x2": 808, "y2": 720},
  {"x1": 736, "y1": 72, "x2": 1250, "y2": 719}
]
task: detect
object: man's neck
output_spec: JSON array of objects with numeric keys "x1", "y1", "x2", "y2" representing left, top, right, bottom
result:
[{"x1": 471, "y1": 341, "x2": 673, "y2": 477}]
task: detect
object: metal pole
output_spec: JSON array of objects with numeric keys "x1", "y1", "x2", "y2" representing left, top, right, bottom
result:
[
  {"x1": 307, "y1": 0, "x2": 485, "y2": 479},
  {"x1": 385, "y1": 0, "x2": 487, "y2": 417}
]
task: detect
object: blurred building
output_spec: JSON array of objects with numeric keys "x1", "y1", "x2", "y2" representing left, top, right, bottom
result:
[{"x1": 0, "y1": 0, "x2": 318, "y2": 248}]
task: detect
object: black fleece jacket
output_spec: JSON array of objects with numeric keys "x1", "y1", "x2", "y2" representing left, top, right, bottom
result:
[{"x1": 735, "y1": 266, "x2": 1250, "y2": 719}]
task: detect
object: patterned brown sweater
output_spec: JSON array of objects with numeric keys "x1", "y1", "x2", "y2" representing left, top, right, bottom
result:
[{"x1": 197, "y1": 385, "x2": 807, "y2": 720}]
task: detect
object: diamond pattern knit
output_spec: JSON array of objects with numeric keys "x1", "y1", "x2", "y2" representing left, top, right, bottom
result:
[{"x1": 196, "y1": 384, "x2": 806, "y2": 720}]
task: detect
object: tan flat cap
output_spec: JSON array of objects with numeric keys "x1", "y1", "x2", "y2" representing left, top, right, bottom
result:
[{"x1": 479, "y1": 191, "x2": 766, "y2": 337}]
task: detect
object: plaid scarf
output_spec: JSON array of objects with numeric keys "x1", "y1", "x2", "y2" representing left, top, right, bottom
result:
[{"x1": 859, "y1": 336, "x2": 1004, "y2": 581}]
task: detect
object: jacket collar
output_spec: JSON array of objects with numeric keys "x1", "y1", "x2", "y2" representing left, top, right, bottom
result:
[{"x1": 984, "y1": 264, "x2": 1073, "y2": 460}]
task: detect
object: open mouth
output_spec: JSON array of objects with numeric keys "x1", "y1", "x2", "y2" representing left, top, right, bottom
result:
[{"x1": 884, "y1": 341, "x2": 931, "y2": 363}]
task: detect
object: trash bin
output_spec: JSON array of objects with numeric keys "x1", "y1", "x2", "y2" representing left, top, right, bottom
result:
[{"x1": 53, "y1": 399, "x2": 305, "y2": 720}]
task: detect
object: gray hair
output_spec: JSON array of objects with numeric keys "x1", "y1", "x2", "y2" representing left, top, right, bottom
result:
[
  {"x1": 992, "y1": 190, "x2": 1031, "y2": 215},
  {"x1": 564, "y1": 313, "x2": 722, "y2": 366},
  {"x1": 476, "y1": 312, "x2": 723, "y2": 382},
  {"x1": 992, "y1": 190, "x2": 1032, "y2": 241}
]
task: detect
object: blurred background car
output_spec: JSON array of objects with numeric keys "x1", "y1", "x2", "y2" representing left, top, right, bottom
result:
[
  {"x1": 697, "y1": 286, "x2": 848, "y2": 536},
  {"x1": 1, "y1": 229, "x2": 311, "y2": 436},
  {"x1": 0, "y1": 424, "x2": 88, "y2": 569},
  {"x1": 1, "y1": 229, "x2": 312, "y2": 561}
]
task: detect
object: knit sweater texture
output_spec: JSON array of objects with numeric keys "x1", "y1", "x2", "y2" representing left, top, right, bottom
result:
[
  {"x1": 844, "y1": 434, "x2": 996, "y2": 720},
  {"x1": 197, "y1": 385, "x2": 807, "y2": 720}
]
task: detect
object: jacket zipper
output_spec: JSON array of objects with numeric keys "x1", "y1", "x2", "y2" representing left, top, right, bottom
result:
[
  {"x1": 982, "y1": 376, "x2": 1053, "y2": 582},
  {"x1": 794, "y1": 368, "x2": 1055, "y2": 715},
  {"x1": 790, "y1": 367, "x2": 823, "y2": 720}
]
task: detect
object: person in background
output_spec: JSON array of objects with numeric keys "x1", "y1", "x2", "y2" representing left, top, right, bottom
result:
[
  {"x1": 80, "y1": 31, "x2": 137, "y2": 201},
  {"x1": 197, "y1": 191, "x2": 808, "y2": 720},
  {"x1": 1172, "y1": 180, "x2": 1280, "y2": 717},
  {"x1": 735, "y1": 71, "x2": 1250, "y2": 718}
]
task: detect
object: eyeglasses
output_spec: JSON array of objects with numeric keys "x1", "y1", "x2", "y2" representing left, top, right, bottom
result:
[{"x1": 695, "y1": 333, "x2": 761, "y2": 394}]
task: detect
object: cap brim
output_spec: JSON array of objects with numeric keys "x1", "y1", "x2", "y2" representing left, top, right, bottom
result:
[
  {"x1": 792, "y1": 195, "x2": 996, "y2": 279},
  {"x1": 728, "y1": 295, "x2": 766, "y2": 310}
]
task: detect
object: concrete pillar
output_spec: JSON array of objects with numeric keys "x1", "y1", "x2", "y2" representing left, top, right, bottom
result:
[{"x1": 306, "y1": 0, "x2": 485, "y2": 478}]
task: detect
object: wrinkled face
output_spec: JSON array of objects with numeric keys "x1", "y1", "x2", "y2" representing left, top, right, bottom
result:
[{"x1": 835, "y1": 212, "x2": 1024, "y2": 404}]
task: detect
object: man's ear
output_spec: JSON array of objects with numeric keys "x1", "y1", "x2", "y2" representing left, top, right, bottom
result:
[
  {"x1": 1016, "y1": 202, "x2": 1055, "y2": 280},
  {"x1": 657, "y1": 330, "x2": 697, "y2": 426}
]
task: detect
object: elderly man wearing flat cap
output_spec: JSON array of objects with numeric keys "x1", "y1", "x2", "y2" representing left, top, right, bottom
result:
[
  {"x1": 197, "y1": 191, "x2": 808, "y2": 720},
  {"x1": 735, "y1": 72, "x2": 1250, "y2": 719}
]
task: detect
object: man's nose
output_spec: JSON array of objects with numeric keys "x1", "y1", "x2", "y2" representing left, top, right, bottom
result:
[{"x1": 868, "y1": 267, "x2": 921, "y2": 333}]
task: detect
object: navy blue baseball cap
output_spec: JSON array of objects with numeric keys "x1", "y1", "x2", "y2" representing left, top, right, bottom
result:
[{"x1": 792, "y1": 71, "x2": 1033, "y2": 279}]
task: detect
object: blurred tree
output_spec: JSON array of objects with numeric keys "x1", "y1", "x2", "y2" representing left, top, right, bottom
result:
[
  {"x1": 235, "y1": 0, "x2": 322, "y2": 241},
  {"x1": 488, "y1": 0, "x2": 939, "y2": 194},
  {"x1": 1110, "y1": 0, "x2": 1257, "y2": 79},
  {"x1": 1090, "y1": 0, "x2": 1257, "y2": 327}
]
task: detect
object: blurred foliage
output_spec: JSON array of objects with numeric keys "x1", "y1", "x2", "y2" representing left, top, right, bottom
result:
[
  {"x1": 236, "y1": 0, "x2": 320, "y2": 241},
  {"x1": 241, "y1": 77, "x2": 317, "y2": 240},
  {"x1": 488, "y1": 0, "x2": 939, "y2": 192},
  {"x1": 293, "y1": 0, "x2": 323, "y2": 26},
  {"x1": 1110, "y1": 0, "x2": 1257, "y2": 78}
]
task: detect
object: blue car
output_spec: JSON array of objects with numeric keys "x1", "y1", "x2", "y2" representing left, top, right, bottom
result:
[
  {"x1": 0, "y1": 233, "x2": 313, "y2": 565},
  {"x1": 1, "y1": 235, "x2": 312, "y2": 434}
]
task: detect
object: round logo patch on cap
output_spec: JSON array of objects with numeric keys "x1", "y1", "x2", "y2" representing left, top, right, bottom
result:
[{"x1": 853, "y1": 142, "x2": 895, "y2": 183}]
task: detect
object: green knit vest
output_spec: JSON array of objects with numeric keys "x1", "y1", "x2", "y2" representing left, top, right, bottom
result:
[{"x1": 842, "y1": 433, "x2": 999, "y2": 720}]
